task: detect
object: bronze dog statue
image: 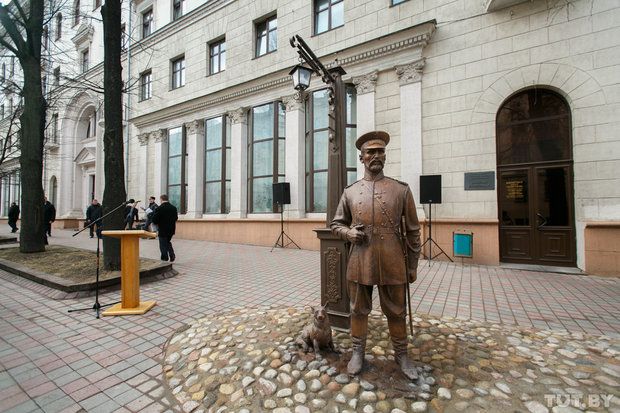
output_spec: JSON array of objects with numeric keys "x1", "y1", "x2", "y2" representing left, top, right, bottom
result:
[{"x1": 296, "y1": 304, "x2": 336, "y2": 354}]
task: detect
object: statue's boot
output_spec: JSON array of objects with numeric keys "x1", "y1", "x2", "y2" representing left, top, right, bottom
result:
[
  {"x1": 348, "y1": 314, "x2": 367, "y2": 375},
  {"x1": 389, "y1": 319, "x2": 418, "y2": 381},
  {"x1": 348, "y1": 336, "x2": 366, "y2": 375},
  {"x1": 393, "y1": 336, "x2": 418, "y2": 380}
]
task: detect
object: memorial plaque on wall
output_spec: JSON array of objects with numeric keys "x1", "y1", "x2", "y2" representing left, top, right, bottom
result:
[{"x1": 464, "y1": 171, "x2": 495, "y2": 190}]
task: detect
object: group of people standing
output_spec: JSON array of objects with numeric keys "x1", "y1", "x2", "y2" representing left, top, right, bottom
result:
[
  {"x1": 5, "y1": 194, "x2": 177, "y2": 263},
  {"x1": 6, "y1": 198, "x2": 55, "y2": 239},
  {"x1": 87, "y1": 195, "x2": 178, "y2": 262}
]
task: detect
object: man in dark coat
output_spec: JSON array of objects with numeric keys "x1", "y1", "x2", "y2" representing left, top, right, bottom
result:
[
  {"x1": 331, "y1": 131, "x2": 421, "y2": 380},
  {"x1": 85, "y1": 199, "x2": 103, "y2": 238},
  {"x1": 8, "y1": 202, "x2": 19, "y2": 233},
  {"x1": 44, "y1": 197, "x2": 56, "y2": 237},
  {"x1": 141, "y1": 196, "x2": 158, "y2": 232},
  {"x1": 151, "y1": 194, "x2": 178, "y2": 262}
]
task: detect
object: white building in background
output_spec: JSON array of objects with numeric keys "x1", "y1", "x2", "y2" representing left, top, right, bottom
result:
[{"x1": 2, "y1": 0, "x2": 619, "y2": 276}]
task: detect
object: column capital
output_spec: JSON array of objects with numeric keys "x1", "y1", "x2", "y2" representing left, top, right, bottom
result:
[
  {"x1": 395, "y1": 59, "x2": 425, "y2": 85},
  {"x1": 137, "y1": 132, "x2": 150, "y2": 146},
  {"x1": 153, "y1": 128, "x2": 168, "y2": 143},
  {"x1": 282, "y1": 91, "x2": 306, "y2": 112},
  {"x1": 352, "y1": 71, "x2": 378, "y2": 94},
  {"x1": 185, "y1": 119, "x2": 205, "y2": 135},
  {"x1": 227, "y1": 108, "x2": 248, "y2": 124}
]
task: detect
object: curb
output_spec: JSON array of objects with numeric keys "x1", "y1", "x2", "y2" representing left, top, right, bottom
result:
[{"x1": 0, "y1": 257, "x2": 177, "y2": 293}]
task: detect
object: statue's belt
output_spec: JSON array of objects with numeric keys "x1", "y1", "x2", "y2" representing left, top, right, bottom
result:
[{"x1": 356, "y1": 225, "x2": 400, "y2": 235}]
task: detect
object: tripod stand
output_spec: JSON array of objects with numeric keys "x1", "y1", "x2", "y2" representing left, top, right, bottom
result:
[
  {"x1": 271, "y1": 203, "x2": 301, "y2": 251},
  {"x1": 68, "y1": 200, "x2": 128, "y2": 318},
  {"x1": 421, "y1": 202, "x2": 453, "y2": 266}
]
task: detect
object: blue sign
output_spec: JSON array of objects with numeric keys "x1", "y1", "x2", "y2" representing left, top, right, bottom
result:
[{"x1": 453, "y1": 233, "x2": 473, "y2": 257}]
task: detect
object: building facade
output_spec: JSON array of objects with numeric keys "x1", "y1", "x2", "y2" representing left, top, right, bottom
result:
[{"x1": 2, "y1": 0, "x2": 619, "y2": 275}]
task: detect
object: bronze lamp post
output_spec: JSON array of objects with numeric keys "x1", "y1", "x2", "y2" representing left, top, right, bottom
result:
[{"x1": 289, "y1": 35, "x2": 350, "y2": 331}]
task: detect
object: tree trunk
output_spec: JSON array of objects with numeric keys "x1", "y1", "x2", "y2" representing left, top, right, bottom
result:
[
  {"x1": 101, "y1": 0, "x2": 126, "y2": 271},
  {"x1": 0, "y1": 0, "x2": 48, "y2": 253},
  {"x1": 18, "y1": 54, "x2": 46, "y2": 253}
]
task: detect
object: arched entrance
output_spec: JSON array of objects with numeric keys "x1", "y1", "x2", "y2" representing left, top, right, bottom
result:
[{"x1": 496, "y1": 88, "x2": 576, "y2": 267}]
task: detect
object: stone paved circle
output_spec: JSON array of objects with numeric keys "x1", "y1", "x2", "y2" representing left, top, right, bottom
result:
[{"x1": 163, "y1": 306, "x2": 620, "y2": 413}]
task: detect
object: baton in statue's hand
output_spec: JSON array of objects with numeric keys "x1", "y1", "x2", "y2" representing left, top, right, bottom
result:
[{"x1": 401, "y1": 216, "x2": 414, "y2": 337}]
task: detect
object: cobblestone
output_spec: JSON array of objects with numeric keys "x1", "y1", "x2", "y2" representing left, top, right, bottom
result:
[{"x1": 164, "y1": 307, "x2": 620, "y2": 412}]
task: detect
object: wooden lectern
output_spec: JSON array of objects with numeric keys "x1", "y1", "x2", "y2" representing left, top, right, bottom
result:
[{"x1": 101, "y1": 230, "x2": 158, "y2": 316}]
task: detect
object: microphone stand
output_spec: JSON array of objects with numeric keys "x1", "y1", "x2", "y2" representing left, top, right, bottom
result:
[{"x1": 68, "y1": 200, "x2": 129, "y2": 318}]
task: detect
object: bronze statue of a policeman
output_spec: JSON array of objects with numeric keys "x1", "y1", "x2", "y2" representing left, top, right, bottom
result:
[{"x1": 330, "y1": 130, "x2": 421, "y2": 380}]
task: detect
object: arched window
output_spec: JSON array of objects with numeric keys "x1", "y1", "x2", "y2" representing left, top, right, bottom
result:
[
  {"x1": 49, "y1": 176, "x2": 58, "y2": 207},
  {"x1": 496, "y1": 89, "x2": 571, "y2": 165}
]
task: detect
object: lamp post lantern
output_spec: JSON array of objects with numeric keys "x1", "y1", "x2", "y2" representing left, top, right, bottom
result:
[
  {"x1": 289, "y1": 64, "x2": 313, "y2": 91},
  {"x1": 290, "y1": 34, "x2": 350, "y2": 331}
]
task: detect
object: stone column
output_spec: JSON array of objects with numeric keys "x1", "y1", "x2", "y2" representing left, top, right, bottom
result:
[
  {"x1": 282, "y1": 91, "x2": 306, "y2": 218},
  {"x1": 396, "y1": 60, "x2": 425, "y2": 214},
  {"x1": 152, "y1": 129, "x2": 168, "y2": 197},
  {"x1": 137, "y1": 132, "x2": 150, "y2": 205},
  {"x1": 352, "y1": 71, "x2": 378, "y2": 179},
  {"x1": 227, "y1": 108, "x2": 248, "y2": 218},
  {"x1": 185, "y1": 120, "x2": 205, "y2": 218}
]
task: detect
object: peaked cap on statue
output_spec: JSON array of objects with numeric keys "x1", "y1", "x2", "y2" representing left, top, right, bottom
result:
[{"x1": 355, "y1": 130, "x2": 390, "y2": 150}]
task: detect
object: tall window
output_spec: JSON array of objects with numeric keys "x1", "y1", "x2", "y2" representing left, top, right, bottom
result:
[
  {"x1": 305, "y1": 86, "x2": 357, "y2": 212},
  {"x1": 140, "y1": 71, "x2": 152, "y2": 100},
  {"x1": 73, "y1": 0, "x2": 80, "y2": 26},
  {"x1": 42, "y1": 26, "x2": 48, "y2": 50},
  {"x1": 53, "y1": 67, "x2": 60, "y2": 85},
  {"x1": 81, "y1": 49, "x2": 89, "y2": 73},
  {"x1": 84, "y1": 111, "x2": 96, "y2": 139},
  {"x1": 209, "y1": 39, "x2": 226, "y2": 75},
  {"x1": 248, "y1": 102, "x2": 286, "y2": 213},
  {"x1": 171, "y1": 57, "x2": 185, "y2": 89},
  {"x1": 315, "y1": 0, "x2": 344, "y2": 34},
  {"x1": 121, "y1": 24, "x2": 127, "y2": 49},
  {"x1": 55, "y1": 14, "x2": 62, "y2": 40},
  {"x1": 142, "y1": 9, "x2": 153, "y2": 38},
  {"x1": 50, "y1": 176, "x2": 58, "y2": 207},
  {"x1": 167, "y1": 127, "x2": 187, "y2": 214},
  {"x1": 94, "y1": 0, "x2": 101, "y2": 9},
  {"x1": 172, "y1": 0, "x2": 184, "y2": 21},
  {"x1": 204, "y1": 116, "x2": 231, "y2": 213},
  {"x1": 51, "y1": 114, "x2": 59, "y2": 144},
  {"x1": 256, "y1": 15, "x2": 277, "y2": 57}
]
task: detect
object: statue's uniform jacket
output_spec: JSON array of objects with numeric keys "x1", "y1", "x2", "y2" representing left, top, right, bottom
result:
[{"x1": 331, "y1": 175, "x2": 421, "y2": 285}]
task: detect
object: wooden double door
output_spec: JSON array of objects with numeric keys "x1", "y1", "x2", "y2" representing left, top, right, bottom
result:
[
  {"x1": 498, "y1": 162, "x2": 575, "y2": 266},
  {"x1": 496, "y1": 88, "x2": 576, "y2": 267}
]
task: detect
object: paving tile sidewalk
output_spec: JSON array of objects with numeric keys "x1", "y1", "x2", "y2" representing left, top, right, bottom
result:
[{"x1": 0, "y1": 228, "x2": 618, "y2": 412}]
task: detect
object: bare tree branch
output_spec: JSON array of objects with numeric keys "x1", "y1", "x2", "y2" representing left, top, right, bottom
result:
[{"x1": 0, "y1": 5, "x2": 27, "y2": 57}]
